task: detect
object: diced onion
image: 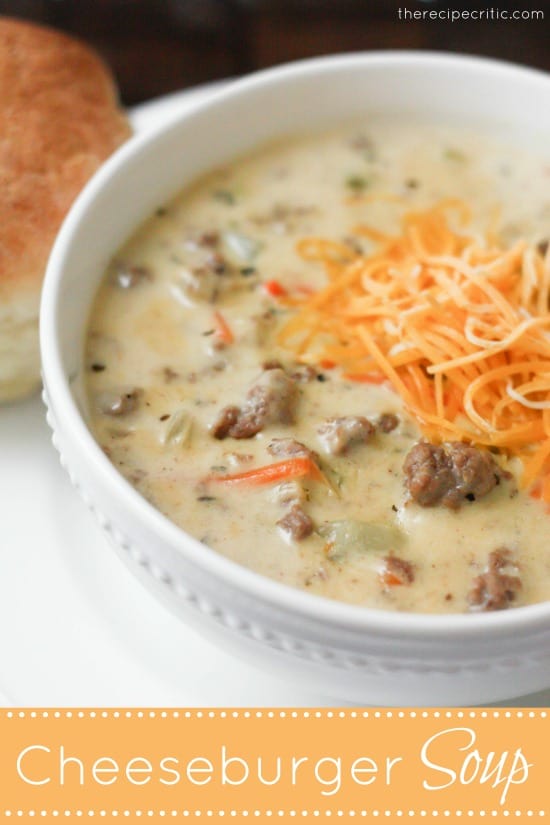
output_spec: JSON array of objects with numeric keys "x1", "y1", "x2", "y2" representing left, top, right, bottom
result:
[
  {"x1": 162, "y1": 409, "x2": 193, "y2": 447},
  {"x1": 223, "y1": 231, "x2": 262, "y2": 262}
]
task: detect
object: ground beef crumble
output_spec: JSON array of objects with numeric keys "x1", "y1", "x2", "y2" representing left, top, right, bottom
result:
[
  {"x1": 380, "y1": 554, "x2": 415, "y2": 587},
  {"x1": 211, "y1": 368, "x2": 297, "y2": 439},
  {"x1": 317, "y1": 416, "x2": 374, "y2": 455},
  {"x1": 378, "y1": 412, "x2": 399, "y2": 433},
  {"x1": 404, "y1": 441, "x2": 504, "y2": 509},
  {"x1": 468, "y1": 548, "x2": 521, "y2": 611},
  {"x1": 267, "y1": 438, "x2": 317, "y2": 461},
  {"x1": 277, "y1": 505, "x2": 314, "y2": 541}
]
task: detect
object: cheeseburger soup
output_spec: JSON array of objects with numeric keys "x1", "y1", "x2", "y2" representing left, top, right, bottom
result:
[{"x1": 85, "y1": 118, "x2": 550, "y2": 614}]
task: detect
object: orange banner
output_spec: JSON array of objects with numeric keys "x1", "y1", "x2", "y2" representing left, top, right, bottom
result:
[{"x1": 0, "y1": 709, "x2": 547, "y2": 821}]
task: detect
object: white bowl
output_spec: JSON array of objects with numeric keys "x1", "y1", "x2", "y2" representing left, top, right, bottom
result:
[{"x1": 40, "y1": 52, "x2": 550, "y2": 706}]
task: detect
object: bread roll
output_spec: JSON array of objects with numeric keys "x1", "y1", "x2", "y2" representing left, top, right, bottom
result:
[{"x1": 0, "y1": 18, "x2": 131, "y2": 402}]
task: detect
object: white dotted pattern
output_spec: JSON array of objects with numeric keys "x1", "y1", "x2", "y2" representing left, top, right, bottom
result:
[
  {"x1": 1, "y1": 710, "x2": 547, "y2": 719},
  {"x1": 0, "y1": 812, "x2": 546, "y2": 819}
]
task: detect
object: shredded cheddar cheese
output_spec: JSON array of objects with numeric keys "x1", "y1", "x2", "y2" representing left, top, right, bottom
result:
[{"x1": 279, "y1": 201, "x2": 550, "y2": 499}]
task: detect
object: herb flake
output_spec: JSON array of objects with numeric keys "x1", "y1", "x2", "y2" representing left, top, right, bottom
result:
[
  {"x1": 345, "y1": 174, "x2": 369, "y2": 193},
  {"x1": 444, "y1": 148, "x2": 467, "y2": 162},
  {"x1": 213, "y1": 190, "x2": 236, "y2": 205}
]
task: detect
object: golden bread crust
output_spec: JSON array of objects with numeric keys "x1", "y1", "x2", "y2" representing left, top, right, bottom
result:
[{"x1": 0, "y1": 17, "x2": 131, "y2": 301}]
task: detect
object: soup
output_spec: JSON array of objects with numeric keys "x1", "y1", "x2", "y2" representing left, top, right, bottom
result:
[{"x1": 85, "y1": 117, "x2": 550, "y2": 614}]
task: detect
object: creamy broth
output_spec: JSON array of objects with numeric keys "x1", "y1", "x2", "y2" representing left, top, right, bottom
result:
[{"x1": 85, "y1": 118, "x2": 550, "y2": 613}]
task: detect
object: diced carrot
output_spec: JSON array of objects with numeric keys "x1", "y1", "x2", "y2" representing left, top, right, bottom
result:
[
  {"x1": 379, "y1": 571, "x2": 404, "y2": 587},
  {"x1": 343, "y1": 372, "x2": 387, "y2": 384},
  {"x1": 542, "y1": 474, "x2": 550, "y2": 503},
  {"x1": 206, "y1": 456, "x2": 325, "y2": 487},
  {"x1": 320, "y1": 359, "x2": 336, "y2": 370},
  {"x1": 212, "y1": 311, "x2": 234, "y2": 345},
  {"x1": 529, "y1": 478, "x2": 550, "y2": 513},
  {"x1": 263, "y1": 280, "x2": 288, "y2": 298}
]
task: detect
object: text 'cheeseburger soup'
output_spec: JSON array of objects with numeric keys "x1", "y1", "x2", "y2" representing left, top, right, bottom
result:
[{"x1": 85, "y1": 117, "x2": 550, "y2": 614}]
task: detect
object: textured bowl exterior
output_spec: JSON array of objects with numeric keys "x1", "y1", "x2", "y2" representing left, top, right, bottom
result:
[{"x1": 41, "y1": 53, "x2": 550, "y2": 705}]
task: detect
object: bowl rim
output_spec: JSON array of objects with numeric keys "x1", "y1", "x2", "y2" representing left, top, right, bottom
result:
[{"x1": 41, "y1": 49, "x2": 550, "y2": 641}]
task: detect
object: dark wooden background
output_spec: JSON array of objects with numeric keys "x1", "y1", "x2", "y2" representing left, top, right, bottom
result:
[{"x1": 1, "y1": 0, "x2": 548, "y2": 105}]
